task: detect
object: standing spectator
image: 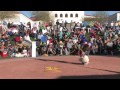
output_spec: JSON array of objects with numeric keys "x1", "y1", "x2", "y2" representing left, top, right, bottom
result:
[
  {"x1": 0, "y1": 23, "x2": 3, "y2": 32},
  {"x1": 7, "y1": 22, "x2": 11, "y2": 28},
  {"x1": 116, "y1": 39, "x2": 120, "y2": 55},
  {"x1": 59, "y1": 41, "x2": 64, "y2": 55},
  {"x1": 67, "y1": 39, "x2": 73, "y2": 55},
  {"x1": 56, "y1": 20, "x2": 59, "y2": 29},
  {"x1": 92, "y1": 43, "x2": 98, "y2": 55},
  {"x1": 33, "y1": 23, "x2": 37, "y2": 29},
  {"x1": 32, "y1": 28, "x2": 37, "y2": 39},
  {"x1": 115, "y1": 22, "x2": 118, "y2": 30},
  {"x1": 49, "y1": 21, "x2": 52, "y2": 27},
  {"x1": 61, "y1": 21, "x2": 65, "y2": 27},
  {"x1": 59, "y1": 19, "x2": 62, "y2": 26},
  {"x1": 97, "y1": 37, "x2": 103, "y2": 55},
  {"x1": 27, "y1": 22, "x2": 31, "y2": 30},
  {"x1": 111, "y1": 21, "x2": 114, "y2": 28},
  {"x1": 20, "y1": 22, "x2": 25, "y2": 31},
  {"x1": 37, "y1": 33, "x2": 43, "y2": 41},
  {"x1": 65, "y1": 21, "x2": 67, "y2": 28}
]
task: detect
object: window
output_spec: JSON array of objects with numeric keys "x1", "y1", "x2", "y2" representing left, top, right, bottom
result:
[
  {"x1": 60, "y1": 14, "x2": 63, "y2": 17},
  {"x1": 70, "y1": 14, "x2": 73, "y2": 17},
  {"x1": 75, "y1": 14, "x2": 78, "y2": 18},
  {"x1": 65, "y1": 14, "x2": 68, "y2": 18},
  {"x1": 55, "y1": 14, "x2": 58, "y2": 18}
]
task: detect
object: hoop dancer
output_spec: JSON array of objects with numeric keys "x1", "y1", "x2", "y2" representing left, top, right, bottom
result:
[{"x1": 79, "y1": 42, "x2": 90, "y2": 65}]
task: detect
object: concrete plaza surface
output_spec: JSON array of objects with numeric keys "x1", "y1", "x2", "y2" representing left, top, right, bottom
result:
[{"x1": 0, "y1": 55, "x2": 120, "y2": 79}]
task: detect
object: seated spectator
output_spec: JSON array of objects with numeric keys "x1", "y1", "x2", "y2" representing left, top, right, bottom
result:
[
  {"x1": 1, "y1": 35, "x2": 6, "y2": 42},
  {"x1": 19, "y1": 31, "x2": 25, "y2": 38},
  {"x1": 37, "y1": 33, "x2": 43, "y2": 41},
  {"x1": 15, "y1": 45, "x2": 24, "y2": 57},
  {"x1": 0, "y1": 48, "x2": 8, "y2": 58},
  {"x1": 47, "y1": 43, "x2": 56, "y2": 55},
  {"x1": 15, "y1": 35, "x2": 21, "y2": 43},
  {"x1": 11, "y1": 45, "x2": 19, "y2": 57},
  {"x1": 12, "y1": 27, "x2": 18, "y2": 34},
  {"x1": 106, "y1": 40, "x2": 114, "y2": 55},
  {"x1": 70, "y1": 45, "x2": 79, "y2": 55},
  {"x1": 8, "y1": 31, "x2": 13, "y2": 36},
  {"x1": 0, "y1": 42, "x2": 5, "y2": 52},
  {"x1": 22, "y1": 44, "x2": 28, "y2": 57},
  {"x1": 24, "y1": 34, "x2": 31, "y2": 42}
]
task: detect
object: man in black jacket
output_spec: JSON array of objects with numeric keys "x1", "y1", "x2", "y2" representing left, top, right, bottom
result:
[{"x1": 56, "y1": 20, "x2": 59, "y2": 29}]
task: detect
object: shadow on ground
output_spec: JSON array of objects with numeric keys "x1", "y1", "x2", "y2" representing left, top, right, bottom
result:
[
  {"x1": 56, "y1": 74, "x2": 120, "y2": 79},
  {"x1": 36, "y1": 58, "x2": 83, "y2": 65},
  {"x1": 36, "y1": 58, "x2": 120, "y2": 79},
  {"x1": 86, "y1": 67, "x2": 120, "y2": 74}
]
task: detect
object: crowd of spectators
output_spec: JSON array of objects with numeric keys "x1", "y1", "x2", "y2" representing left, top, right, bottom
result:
[{"x1": 0, "y1": 20, "x2": 120, "y2": 58}]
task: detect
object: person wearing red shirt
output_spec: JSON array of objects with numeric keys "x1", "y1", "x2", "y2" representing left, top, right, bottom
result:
[
  {"x1": 15, "y1": 35, "x2": 20, "y2": 43},
  {"x1": 45, "y1": 22, "x2": 48, "y2": 28},
  {"x1": 49, "y1": 38, "x2": 53, "y2": 43}
]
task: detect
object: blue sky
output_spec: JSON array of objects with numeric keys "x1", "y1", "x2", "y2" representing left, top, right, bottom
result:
[
  {"x1": 20, "y1": 11, "x2": 119, "y2": 18},
  {"x1": 85, "y1": 11, "x2": 119, "y2": 15}
]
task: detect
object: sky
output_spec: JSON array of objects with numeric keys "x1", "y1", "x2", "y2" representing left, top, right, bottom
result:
[
  {"x1": 20, "y1": 11, "x2": 119, "y2": 18},
  {"x1": 85, "y1": 11, "x2": 119, "y2": 15}
]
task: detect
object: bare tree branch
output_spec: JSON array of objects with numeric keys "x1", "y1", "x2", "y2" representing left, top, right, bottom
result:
[
  {"x1": 84, "y1": 18, "x2": 96, "y2": 22},
  {"x1": 32, "y1": 11, "x2": 50, "y2": 22},
  {"x1": 92, "y1": 11, "x2": 109, "y2": 23},
  {"x1": 0, "y1": 11, "x2": 17, "y2": 20}
]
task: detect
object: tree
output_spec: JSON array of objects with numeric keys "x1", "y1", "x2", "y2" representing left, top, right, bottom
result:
[
  {"x1": 0, "y1": 11, "x2": 17, "y2": 20},
  {"x1": 92, "y1": 11, "x2": 109, "y2": 23},
  {"x1": 32, "y1": 11, "x2": 51, "y2": 22},
  {"x1": 49, "y1": 11, "x2": 55, "y2": 23},
  {"x1": 84, "y1": 17, "x2": 96, "y2": 22},
  {"x1": 107, "y1": 14, "x2": 116, "y2": 23}
]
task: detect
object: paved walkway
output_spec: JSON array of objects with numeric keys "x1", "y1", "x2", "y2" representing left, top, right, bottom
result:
[{"x1": 0, "y1": 55, "x2": 120, "y2": 79}]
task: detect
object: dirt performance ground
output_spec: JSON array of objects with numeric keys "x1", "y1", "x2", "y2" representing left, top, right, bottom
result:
[{"x1": 0, "y1": 55, "x2": 120, "y2": 79}]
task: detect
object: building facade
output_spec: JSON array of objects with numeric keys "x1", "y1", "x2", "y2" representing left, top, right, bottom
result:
[
  {"x1": 50, "y1": 11, "x2": 84, "y2": 24},
  {"x1": 108, "y1": 12, "x2": 120, "y2": 22}
]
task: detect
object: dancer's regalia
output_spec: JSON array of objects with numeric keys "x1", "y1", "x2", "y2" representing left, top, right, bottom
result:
[{"x1": 79, "y1": 43, "x2": 90, "y2": 65}]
